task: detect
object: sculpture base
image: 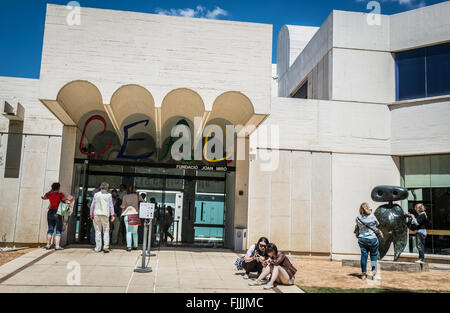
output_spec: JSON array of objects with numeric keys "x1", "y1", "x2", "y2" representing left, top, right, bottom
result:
[{"x1": 342, "y1": 259, "x2": 429, "y2": 272}]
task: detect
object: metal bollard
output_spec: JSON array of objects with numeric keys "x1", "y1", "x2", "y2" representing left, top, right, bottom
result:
[
  {"x1": 134, "y1": 220, "x2": 152, "y2": 273},
  {"x1": 146, "y1": 218, "x2": 156, "y2": 257}
]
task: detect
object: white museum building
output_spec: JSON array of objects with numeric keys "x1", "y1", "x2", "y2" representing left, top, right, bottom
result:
[{"x1": 1, "y1": 2, "x2": 450, "y2": 262}]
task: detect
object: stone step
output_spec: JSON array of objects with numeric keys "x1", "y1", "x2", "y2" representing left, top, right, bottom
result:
[{"x1": 342, "y1": 259, "x2": 429, "y2": 272}]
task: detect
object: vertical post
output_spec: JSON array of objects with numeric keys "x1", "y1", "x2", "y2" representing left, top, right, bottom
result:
[
  {"x1": 146, "y1": 218, "x2": 156, "y2": 257},
  {"x1": 59, "y1": 126, "x2": 77, "y2": 246},
  {"x1": 175, "y1": 220, "x2": 179, "y2": 245},
  {"x1": 134, "y1": 220, "x2": 152, "y2": 273}
]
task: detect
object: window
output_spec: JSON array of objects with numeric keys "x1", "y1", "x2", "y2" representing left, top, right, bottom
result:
[
  {"x1": 427, "y1": 43, "x2": 450, "y2": 97},
  {"x1": 292, "y1": 80, "x2": 308, "y2": 99},
  {"x1": 396, "y1": 48, "x2": 426, "y2": 100},
  {"x1": 4, "y1": 120, "x2": 23, "y2": 178},
  {"x1": 396, "y1": 42, "x2": 450, "y2": 101},
  {"x1": 402, "y1": 155, "x2": 450, "y2": 255}
]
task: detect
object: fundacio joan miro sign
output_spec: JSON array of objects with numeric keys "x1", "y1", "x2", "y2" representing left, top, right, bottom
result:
[{"x1": 79, "y1": 114, "x2": 246, "y2": 164}]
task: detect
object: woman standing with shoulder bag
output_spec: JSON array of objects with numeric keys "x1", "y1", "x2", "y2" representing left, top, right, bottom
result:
[
  {"x1": 120, "y1": 185, "x2": 144, "y2": 252},
  {"x1": 41, "y1": 183, "x2": 65, "y2": 251},
  {"x1": 355, "y1": 202, "x2": 381, "y2": 280}
]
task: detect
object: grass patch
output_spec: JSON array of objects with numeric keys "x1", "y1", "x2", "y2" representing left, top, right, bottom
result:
[{"x1": 298, "y1": 286, "x2": 444, "y2": 293}]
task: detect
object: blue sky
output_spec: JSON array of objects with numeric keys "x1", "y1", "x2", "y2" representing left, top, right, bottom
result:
[{"x1": 0, "y1": 0, "x2": 447, "y2": 79}]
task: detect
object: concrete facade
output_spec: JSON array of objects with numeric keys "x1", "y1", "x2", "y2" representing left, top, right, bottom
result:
[
  {"x1": 0, "y1": 3, "x2": 449, "y2": 260},
  {"x1": 39, "y1": 4, "x2": 272, "y2": 115},
  {"x1": 248, "y1": 2, "x2": 450, "y2": 259},
  {"x1": 0, "y1": 77, "x2": 63, "y2": 243},
  {"x1": 1, "y1": 4, "x2": 273, "y2": 247}
]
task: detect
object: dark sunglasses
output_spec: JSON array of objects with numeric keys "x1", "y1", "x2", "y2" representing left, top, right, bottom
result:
[{"x1": 259, "y1": 244, "x2": 267, "y2": 248}]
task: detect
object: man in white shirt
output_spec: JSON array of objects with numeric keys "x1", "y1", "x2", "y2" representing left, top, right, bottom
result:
[{"x1": 90, "y1": 182, "x2": 115, "y2": 253}]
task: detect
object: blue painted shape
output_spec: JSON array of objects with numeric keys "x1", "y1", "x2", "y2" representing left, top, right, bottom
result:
[{"x1": 117, "y1": 119, "x2": 155, "y2": 159}]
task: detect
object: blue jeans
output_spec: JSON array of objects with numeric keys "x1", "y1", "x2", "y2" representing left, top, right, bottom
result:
[
  {"x1": 358, "y1": 237, "x2": 379, "y2": 273},
  {"x1": 47, "y1": 210, "x2": 63, "y2": 237},
  {"x1": 124, "y1": 216, "x2": 138, "y2": 248},
  {"x1": 90, "y1": 222, "x2": 95, "y2": 245},
  {"x1": 415, "y1": 232, "x2": 426, "y2": 261}
]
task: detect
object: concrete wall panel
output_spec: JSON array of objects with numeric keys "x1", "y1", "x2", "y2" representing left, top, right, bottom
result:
[
  {"x1": 332, "y1": 48, "x2": 395, "y2": 103},
  {"x1": 0, "y1": 77, "x2": 62, "y2": 136},
  {"x1": 290, "y1": 151, "x2": 312, "y2": 252},
  {"x1": 333, "y1": 10, "x2": 390, "y2": 51},
  {"x1": 390, "y1": 2, "x2": 450, "y2": 51},
  {"x1": 40, "y1": 4, "x2": 272, "y2": 114},
  {"x1": 311, "y1": 152, "x2": 332, "y2": 253},
  {"x1": 265, "y1": 98, "x2": 391, "y2": 154},
  {"x1": 331, "y1": 154, "x2": 400, "y2": 256},
  {"x1": 248, "y1": 150, "x2": 332, "y2": 254},
  {"x1": 391, "y1": 101, "x2": 450, "y2": 155}
]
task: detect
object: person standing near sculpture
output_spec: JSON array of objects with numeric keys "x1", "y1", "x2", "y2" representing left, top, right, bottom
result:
[
  {"x1": 407, "y1": 203, "x2": 428, "y2": 264},
  {"x1": 90, "y1": 182, "x2": 115, "y2": 253},
  {"x1": 355, "y1": 202, "x2": 380, "y2": 280}
]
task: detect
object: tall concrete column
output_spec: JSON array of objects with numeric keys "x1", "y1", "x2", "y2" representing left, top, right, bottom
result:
[
  {"x1": 59, "y1": 125, "x2": 77, "y2": 246},
  {"x1": 181, "y1": 170, "x2": 196, "y2": 244},
  {"x1": 224, "y1": 171, "x2": 236, "y2": 249},
  {"x1": 233, "y1": 137, "x2": 250, "y2": 248}
]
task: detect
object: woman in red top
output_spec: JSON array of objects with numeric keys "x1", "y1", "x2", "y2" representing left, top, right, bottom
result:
[{"x1": 41, "y1": 182, "x2": 65, "y2": 250}]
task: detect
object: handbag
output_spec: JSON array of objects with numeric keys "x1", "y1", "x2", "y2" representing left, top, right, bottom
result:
[
  {"x1": 127, "y1": 214, "x2": 141, "y2": 226},
  {"x1": 57, "y1": 202, "x2": 72, "y2": 217},
  {"x1": 357, "y1": 217, "x2": 384, "y2": 240},
  {"x1": 354, "y1": 224, "x2": 360, "y2": 238}
]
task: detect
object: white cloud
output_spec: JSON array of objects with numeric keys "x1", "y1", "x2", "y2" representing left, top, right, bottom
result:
[
  {"x1": 206, "y1": 7, "x2": 228, "y2": 19},
  {"x1": 155, "y1": 5, "x2": 228, "y2": 19}
]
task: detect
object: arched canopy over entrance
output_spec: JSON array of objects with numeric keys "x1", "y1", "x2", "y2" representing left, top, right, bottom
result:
[
  {"x1": 160, "y1": 88, "x2": 205, "y2": 154},
  {"x1": 40, "y1": 82, "x2": 265, "y2": 163},
  {"x1": 109, "y1": 84, "x2": 156, "y2": 140},
  {"x1": 208, "y1": 91, "x2": 254, "y2": 127},
  {"x1": 57, "y1": 81, "x2": 104, "y2": 124}
]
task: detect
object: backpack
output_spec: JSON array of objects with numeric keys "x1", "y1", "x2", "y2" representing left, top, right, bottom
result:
[{"x1": 234, "y1": 256, "x2": 245, "y2": 270}]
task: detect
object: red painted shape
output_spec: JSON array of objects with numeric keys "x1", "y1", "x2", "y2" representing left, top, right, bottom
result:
[{"x1": 79, "y1": 115, "x2": 112, "y2": 156}]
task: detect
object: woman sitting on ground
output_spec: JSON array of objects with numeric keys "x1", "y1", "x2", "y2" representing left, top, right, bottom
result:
[
  {"x1": 242, "y1": 237, "x2": 269, "y2": 279},
  {"x1": 249, "y1": 243, "x2": 297, "y2": 289}
]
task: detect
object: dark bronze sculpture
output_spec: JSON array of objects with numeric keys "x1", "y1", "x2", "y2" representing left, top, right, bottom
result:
[{"x1": 371, "y1": 186, "x2": 409, "y2": 261}]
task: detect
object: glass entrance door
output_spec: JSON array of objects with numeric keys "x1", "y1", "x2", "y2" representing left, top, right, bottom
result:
[
  {"x1": 194, "y1": 194, "x2": 225, "y2": 246},
  {"x1": 70, "y1": 159, "x2": 228, "y2": 248},
  {"x1": 194, "y1": 172, "x2": 226, "y2": 247},
  {"x1": 137, "y1": 189, "x2": 183, "y2": 247}
]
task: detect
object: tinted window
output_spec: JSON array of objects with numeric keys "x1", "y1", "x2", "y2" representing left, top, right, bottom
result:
[
  {"x1": 396, "y1": 43, "x2": 450, "y2": 101},
  {"x1": 396, "y1": 48, "x2": 426, "y2": 100},
  {"x1": 292, "y1": 81, "x2": 308, "y2": 99},
  {"x1": 427, "y1": 42, "x2": 450, "y2": 97},
  {"x1": 4, "y1": 121, "x2": 23, "y2": 178}
]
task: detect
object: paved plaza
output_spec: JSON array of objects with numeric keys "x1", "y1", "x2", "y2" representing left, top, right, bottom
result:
[{"x1": 0, "y1": 247, "x2": 302, "y2": 293}]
